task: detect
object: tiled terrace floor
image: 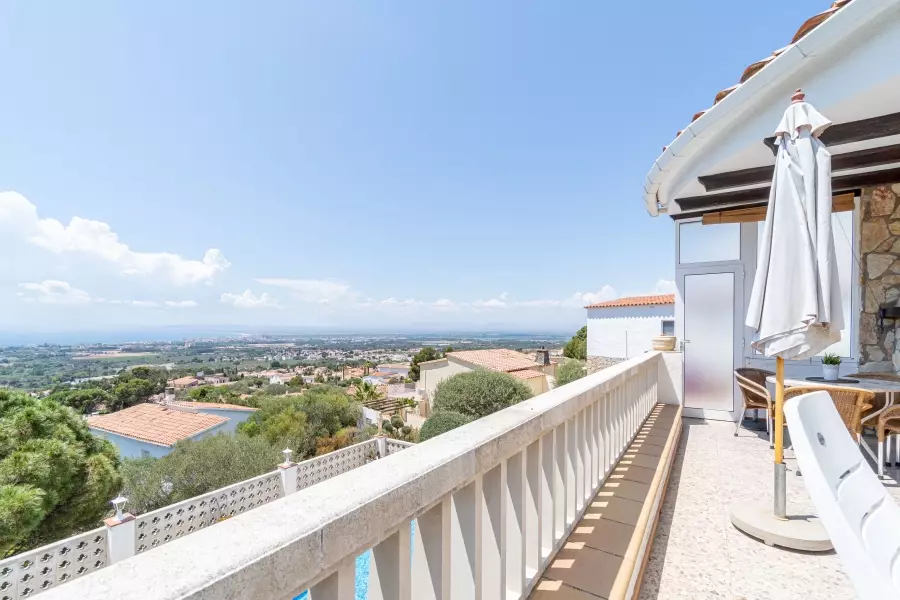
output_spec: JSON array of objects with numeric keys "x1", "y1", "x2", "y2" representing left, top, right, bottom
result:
[
  {"x1": 529, "y1": 404, "x2": 679, "y2": 600},
  {"x1": 639, "y1": 417, "x2": 900, "y2": 600}
]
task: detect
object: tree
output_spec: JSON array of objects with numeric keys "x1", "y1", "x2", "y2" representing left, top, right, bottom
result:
[
  {"x1": 0, "y1": 391, "x2": 121, "y2": 556},
  {"x1": 409, "y1": 347, "x2": 441, "y2": 382},
  {"x1": 287, "y1": 375, "x2": 305, "y2": 388},
  {"x1": 353, "y1": 381, "x2": 383, "y2": 405},
  {"x1": 270, "y1": 360, "x2": 283, "y2": 369},
  {"x1": 563, "y1": 326, "x2": 587, "y2": 360},
  {"x1": 46, "y1": 388, "x2": 113, "y2": 414},
  {"x1": 119, "y1": 434, "x2": 280, "y2": 515},
  {"x1": 111, "y1": 377, "x2": 155, "y2": 411},
  {"x1": 444, "y1": 346, "x2": 454, "y2": 354},
  {"x1": 420, "y1": 410, "x2": 472, "y2": 441},
  {"x1": 432, "y1": 370, "x2": 533, "y2": 420},
  {"x1": 556, "y1": 359, "x2": 587, "y2": 386}
]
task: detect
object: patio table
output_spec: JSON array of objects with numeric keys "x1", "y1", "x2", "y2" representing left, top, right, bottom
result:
[{"x1": 765, "y1": 375, "x2": 900, "y2": 462}]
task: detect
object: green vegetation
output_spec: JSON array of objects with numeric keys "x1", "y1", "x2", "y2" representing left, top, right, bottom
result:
[
  {"x1": 432, "y1": 370, "x2": 533, "y2": 420},
  {"x1": 0, "y1": 390, "x2": 121, "y2": 557},
  {"x1": 563, "y1": 326, "x2": 587, "y2": 360},
  {"x1": 120, "y1": 434, "x2": 279, "y2": 514},
  {"x1": 556, "y1": 359, "x2": 587, "y2": 386},
  {"x1": 822, "y1": 352, "x2": 842, "y2": 365},
  {"x1": 420, "y1": 410, "x2": 472, "y2": 441},
  {"x1": 409, "y1": 347, "x2": 441, "y2": 382},
  {"x1": 420, "y1": 370, "x2": 533, "y2": 441}
]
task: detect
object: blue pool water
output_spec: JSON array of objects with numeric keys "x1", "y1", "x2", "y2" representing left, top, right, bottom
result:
[{"x1": 294, "y1": 522, "x2": 413, "y2": 599}]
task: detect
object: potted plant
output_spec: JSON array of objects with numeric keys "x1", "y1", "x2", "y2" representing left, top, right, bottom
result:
[{"x1": 822, "y1": 353, "x2": 841, "y2": 381}]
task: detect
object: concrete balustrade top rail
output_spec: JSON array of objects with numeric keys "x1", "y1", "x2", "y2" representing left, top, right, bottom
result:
[{"x1": 41, "y1": 352, "x2": 664, "y2": 600}]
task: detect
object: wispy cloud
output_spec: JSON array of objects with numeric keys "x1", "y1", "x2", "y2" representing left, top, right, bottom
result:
[
  {"x1": 0, "y1": 192, "x2": 230, "y2": 285},
  {"x1": 220, "y1": 289, "x2": 281, "y2": 309},
  {"x1": 17, "y1": 280, "x2": 91, "y2": 305},
  {"x1": 165, "y1": 300, "x2": 198, "y2": 308},
  {"x1": 255, "y1": 278, "x2": 354, "y2": 303},
  {"x1": 653, "y1": 279, "x2": 676, "y2": 294}
]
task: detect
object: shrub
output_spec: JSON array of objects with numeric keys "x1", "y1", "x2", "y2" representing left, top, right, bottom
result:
[
  {"x1": 556, "y1": 359, "x2": 587, "y2": 387},
  {"x1": 433, "y1": 370, "x2": 533, "y2": 420},
  {"x1": 390, "y1": 414, "x2": 404, "y2": 430},
  {"x1": 420, "y1": 410, "x2": 472, "y2": 441}
]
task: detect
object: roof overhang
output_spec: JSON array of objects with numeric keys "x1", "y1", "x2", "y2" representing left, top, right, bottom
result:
[{"x1": 644, "y1": 0, "x2": 900, "y2": 218}]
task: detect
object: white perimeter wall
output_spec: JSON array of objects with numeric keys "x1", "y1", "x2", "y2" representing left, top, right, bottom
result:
[{"x1": 587, "y1": 305, "x2": 674, "y2": 359}]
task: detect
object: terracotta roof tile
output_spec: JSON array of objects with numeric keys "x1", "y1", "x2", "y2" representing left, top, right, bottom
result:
[
  {"x1": 585, "y1": 294, "x2": 675, "y2": 309},
  {"x1": 87, "y1": 404, "x2": 228, "y2": 447},
  {"x1": 449, "y1": 349, "x2": 541, "y2": 373},
  {"x1": 673, "y1": 0, "x2": 853, "y2": 143},
  {"x1": 509, "y1": 369, "x2": 546, "y2": 380}
]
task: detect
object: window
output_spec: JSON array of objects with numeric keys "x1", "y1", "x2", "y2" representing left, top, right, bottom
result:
[
  {"x1": 678, "y1": 221, "x2": 740, "y2": 264},
  {"x1": 141, "y1": 449, "x2": 150, "y2": 458},
  {"x1": 661, "y1": 320, "x2": 675, "y2": 336}
]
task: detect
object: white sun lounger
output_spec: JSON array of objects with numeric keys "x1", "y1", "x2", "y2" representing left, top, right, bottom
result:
[{"x1": 785, "y1": 390, "x2": 900, "y2": 600}]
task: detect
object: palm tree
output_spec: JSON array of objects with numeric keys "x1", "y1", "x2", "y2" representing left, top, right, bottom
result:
[{"x1": 353, "y1": 381, "x2": 383, "y2": 405}]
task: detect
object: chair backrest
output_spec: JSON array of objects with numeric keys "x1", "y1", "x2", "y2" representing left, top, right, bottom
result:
[
  {"x1": 785, "y1": 391, "x2": 900, "y2": 600},
  {"x1": 734, "y1": 368, "x2": 772, "y2": 405},
  {"x1": 783, "y1": 385, "x2": 874, "y2": 436}
]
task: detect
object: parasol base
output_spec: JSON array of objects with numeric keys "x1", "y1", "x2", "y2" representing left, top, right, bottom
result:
[{"x1": 729, "y1": 502, "x2": 832, "y2": 552}]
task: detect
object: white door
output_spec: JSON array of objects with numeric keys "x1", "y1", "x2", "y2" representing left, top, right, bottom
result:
[{"x1": 678, "y1": 266, "x2": 743, "y2": 421}]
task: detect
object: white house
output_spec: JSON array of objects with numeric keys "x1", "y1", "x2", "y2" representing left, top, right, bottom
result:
[
  {"x1": 376, "y1": 363, "x2": 410, "y2": 378},
  {"x1": 86, "y1": 404, "x2": 230, "y2": 459},
  {"x1": 586, "y1": 294, "x2": 675, "y2": 360},
  {"x1": 642, "y1": 0, "x2": 900, "y2": 421}
]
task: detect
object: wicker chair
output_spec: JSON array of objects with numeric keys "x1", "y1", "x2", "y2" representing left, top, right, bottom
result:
[
  {"x1": 783, "y1": 385, "x2": 875, "y2": 440},
  {"x1": 846, "y1": 372, "x2": 899, "y2": 418},
  {"x1": 734, "y1": 368, "x2": 775, "y2": 444},
  {"x1": 876, "y1": 405, "x2": 900, "y2": 478}
]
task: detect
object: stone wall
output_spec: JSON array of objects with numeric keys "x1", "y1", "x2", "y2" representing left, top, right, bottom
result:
[{"x1": 859, "y1": 183, "x2": 900, "y2": 372}]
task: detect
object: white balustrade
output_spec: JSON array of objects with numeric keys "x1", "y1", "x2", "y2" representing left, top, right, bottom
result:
[
  {"x1": 3, "y1": 435, "x2": 411, "y2": 598},
  {"x1": 36, "y1": 352, "x2": 662, "y2": 600}
]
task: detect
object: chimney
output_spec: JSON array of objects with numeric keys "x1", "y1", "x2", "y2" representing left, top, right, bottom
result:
[{"x1": 535, "y1": 346, "x2": 550, "y2": 366}]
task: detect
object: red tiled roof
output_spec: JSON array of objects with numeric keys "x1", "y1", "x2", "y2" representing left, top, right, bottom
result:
[
  {"x1": 665, "y1": 0, "x2": 852, "y2": 150},
  {"x1": 585, "y1": 294, "x2": 675, "y2": 309},
  {"x1": 167, "y1": 401, "x2": 257, "y2": 412},
  {"x1": 508, "y1": 369, "x2": 546, "y2": 381},
  {"x1": 87, "y1": 404, "x2": 228, "y2": 447},
  {"x1": 449, "y1": 349, "x2": 541, "y2": 373}
]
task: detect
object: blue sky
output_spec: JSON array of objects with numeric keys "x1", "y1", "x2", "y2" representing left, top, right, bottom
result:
[{"x1": 0, "y1": 1, "x2": 827, "y2": 335}]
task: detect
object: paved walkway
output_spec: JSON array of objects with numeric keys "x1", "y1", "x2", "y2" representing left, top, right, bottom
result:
[
  {"x1": 639, "y1": 418, "x2": 900, "y2": 599},
  {"x1": 529, "y1": 404, "x2": 679, "y2": 600}
]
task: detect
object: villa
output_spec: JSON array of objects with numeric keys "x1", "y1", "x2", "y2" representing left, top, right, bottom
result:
[{"x1": 7, "y1": 1, "x2": 900, "y2": 599}]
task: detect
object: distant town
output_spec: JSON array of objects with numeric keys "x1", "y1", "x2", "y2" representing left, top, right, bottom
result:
[{"x1": 0, "y1": 332, "x2": 570, "y2": 392}]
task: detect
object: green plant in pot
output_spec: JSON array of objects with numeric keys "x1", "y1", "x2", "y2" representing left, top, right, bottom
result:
[{"x1": 822, "y1": 353, "x2": 841, "y2": 381}]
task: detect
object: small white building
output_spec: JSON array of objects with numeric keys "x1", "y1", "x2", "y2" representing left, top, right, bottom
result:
[
  {"x1": 376, "y1": 363, "x2": 410, "y2": 378},
  {"x1": 586, "y1": 294, "x2": 675, "y2": 360}
]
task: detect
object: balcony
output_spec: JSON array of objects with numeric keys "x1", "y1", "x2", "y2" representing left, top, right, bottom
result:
[{"x1": 9, "y1": 350, "x2": 889, "y2": 599}]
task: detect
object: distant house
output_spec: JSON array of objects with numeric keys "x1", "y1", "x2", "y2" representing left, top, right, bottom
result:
[
  {"x1": 376, "y1": 363, "x2": 410, "y2": 378},
  {"x1": 268, "y1": 374, "x2": 284, "y2": 385},
  {"x1": 86, "y1": 404, "x2": 230, "y2": 458},
  {"x1": 165, "y1": 401, "x2": 257, "y2": 433},
  {"x1": 418, "y1": 348, "x2": 556, "y2": 406},
  {"x1": 200, "y1": 373, "x2": 229, "y2": 385},
  {"x1": 170, "y1": 376, "x2": 200, "y2": 390},
  {"x1": 585, "y1": 294, "x2": 675, "y2": 363}
]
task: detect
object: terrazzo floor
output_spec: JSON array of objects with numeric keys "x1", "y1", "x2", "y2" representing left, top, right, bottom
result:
[{"x1": 639, "y1": 418, "x2": 900, "y2": 600}]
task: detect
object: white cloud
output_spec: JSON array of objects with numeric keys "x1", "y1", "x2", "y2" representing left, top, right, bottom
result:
[
  {"x1": 653, "y1": 279, "x2": 676, "y2": 294},
  {"x1": 131, "y1": 300, "x2": 160, "y2": 308},
  {"x1": 220, "y1": 289, "x2": 281, "y2": 309},
  {"x1": 380, "y1": 297, "x2": 421, "y2": 307},
  {"x1": 574, "y1": 286, "x2": 618, "y2": 306},
  {"x1": 431, "y1": 298, "x2": 458, "y2": 310},
  {"x1": 165, "y1": 300, "x2": 198, "y2": 308},
  {"x1": 473, "y1": 291, "x2": 508, "y2": 309},
  {"x1": 255, "y1": 278, "x2": 354, "y2": 303},
  {"x1": 18, "y1": 280, "x2": 91, "y2": 305},
  {"x1": 0, "y1": 191, "x2": 230, "y2": 285}
]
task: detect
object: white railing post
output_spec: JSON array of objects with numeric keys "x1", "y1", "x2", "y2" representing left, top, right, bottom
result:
[
  {"x1": 524, "y1": 439, "x2": 541, "y2": 585},
  {"x1": 504, "y1": 450, "x2": 525, "y2": 599},
  {"x1": 105, "y1": 496, "x2": 135, "y2": 564},
  {"x1": 369, "y1": 523, "x2": 412, "y2": 600},
  {"x1": 376, "y1": 434, "x2": 388, "y2": 458},
  {"x1": 450, "y1": 480, "x2": 477, "y2": 600},
  {"x1": 278, "y1": 448, "x2": 298, "y2": 496},
  {"x1": 412, "y1": 497, "x2": 450, "y2": 600},
  {"x1": 311, "y1": 562, "x2": 356, "y2": 600},
  {"x1": 479, "y1": 464, "x2": 504, "y2": 598},
  {"x1": 539, "y1": 431, "x2": 554, "y2": 560}
]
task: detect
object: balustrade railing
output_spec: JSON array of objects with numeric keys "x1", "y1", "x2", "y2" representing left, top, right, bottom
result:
[
  {"x1": 38, "y1": 352, "x2": 663, "y2": 600},
  {"x1": 1, "y1": 433, "x2": 408, "y2": 598}
]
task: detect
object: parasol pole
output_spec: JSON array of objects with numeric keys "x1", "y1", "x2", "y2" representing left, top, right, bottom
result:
[{"x1": 773, "y1": 356, "x2": 786, "y2": 520}]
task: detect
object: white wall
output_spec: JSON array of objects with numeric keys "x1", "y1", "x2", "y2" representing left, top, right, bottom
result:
[
  {"x1": 658, "y1": 351, "x2": 683, "y2": 406},
  {"x1": 90, "y1": 422, "x2": 231, "y2": 459},
  {"x1": 419, "y1": 358, "x2": 472, "y2": 404},
  {"x1": 587, "y1": 305, "x2": 674, "y2": 359},
  {"x1": 192, "y1": 408, "x2": 253, "y2": 433}
]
